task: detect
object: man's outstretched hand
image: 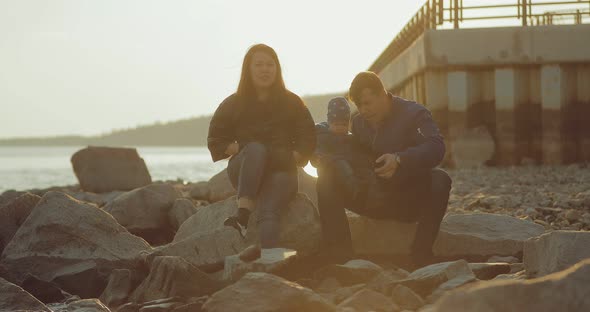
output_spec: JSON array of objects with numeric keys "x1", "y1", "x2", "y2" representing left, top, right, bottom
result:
[{"x1": 374, "y1": 153, "x2": 399, "y2": 179}]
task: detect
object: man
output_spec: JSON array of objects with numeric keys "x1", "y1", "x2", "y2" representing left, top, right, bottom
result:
[{"x1": 316, "y1": 71, "x2": 452, "y2": 267}]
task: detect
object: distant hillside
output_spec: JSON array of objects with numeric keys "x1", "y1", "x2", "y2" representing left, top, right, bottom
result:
[{"x1": 0, "y1": 92, "x2": 344, "y2": 147}]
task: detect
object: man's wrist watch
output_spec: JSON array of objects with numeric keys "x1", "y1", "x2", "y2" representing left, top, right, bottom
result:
[{"x1": 393, "y1": 153, "x2": 401, "y2": 166}]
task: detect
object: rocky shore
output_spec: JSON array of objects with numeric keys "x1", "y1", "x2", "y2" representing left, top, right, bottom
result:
[{"x1": 0, "y1": 146, "x2": 588, "y2": 312}]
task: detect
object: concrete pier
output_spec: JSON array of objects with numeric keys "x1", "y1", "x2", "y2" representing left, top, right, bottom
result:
[{"x1": 373, "y1": 24, "x2": 590, "y2": 166}]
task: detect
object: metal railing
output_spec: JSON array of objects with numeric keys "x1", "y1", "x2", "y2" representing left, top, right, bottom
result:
[{"x1": 369, "y1": 0, "x2": 590, "y2": 73}]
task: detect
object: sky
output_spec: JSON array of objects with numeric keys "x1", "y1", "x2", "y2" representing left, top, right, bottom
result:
[{"x1": 0, "y1": 0, "x2": 427, "y2": 138}]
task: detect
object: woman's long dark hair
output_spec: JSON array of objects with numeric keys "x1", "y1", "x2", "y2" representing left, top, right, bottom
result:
[{"x1": 236, "y1": 44, "x2": 287, "y2": 102}]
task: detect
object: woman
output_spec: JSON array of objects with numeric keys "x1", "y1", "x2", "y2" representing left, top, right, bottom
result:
[{"x1": 207, "y1": 44, "x2": 316, "y2": 257}]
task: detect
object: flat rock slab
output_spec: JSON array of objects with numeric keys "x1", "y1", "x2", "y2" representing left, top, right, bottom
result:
[
  {"x1": 429, "y1": 258, "x2": 590, "y2": 312},
  {"x1": 348, "y1": 212, "x2": 544, "y2": 258},
  {"x1": 524, "y1": 230, "x2": 590, "y2": 277},
  {"x1": 433, "y1": 213, "x2": 545, "y2": 258}
]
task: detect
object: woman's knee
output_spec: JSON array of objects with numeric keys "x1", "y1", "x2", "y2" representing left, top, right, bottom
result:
[{"x1": 431, "y1": 168, "x2": 452, "y2": 193}]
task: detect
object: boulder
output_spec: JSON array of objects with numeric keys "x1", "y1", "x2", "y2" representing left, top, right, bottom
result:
[
  {"x1": 173, "y1": 197, "x2": 237, "y2": 242},
  {"x1": 223, "y1": 248, "x2": 297, "y2": 282},
  {"x1": 156, "y1": 227, "x2": 246, "y2": 269},
  {"x1": 201, "y1": 272, "x2": 335, "y2": 312},
  {"x1": 103, "y1": 183, "x2": 181, "y2": 245},
  {"x1": 130, "y1": 256, "x2": 222, "y2": 303},
  {"x1": 0, "y1": 192, "x2": 41, "y2": 254},
  {"x1": 429, "y1": 258, "x2": 590, "y2": 312},
  {"x1": 0, "y1": 191, "x2": 152, "y2": 297},
  {"x1": 206, "y1": 170, "x2": 235, "y2": 203},
  {"x1": 175, "y1": 194, "x2": 321, "y2": 256},
  {"x1": 0, "y1": 277, "x2": 51, "y2": 311},
  {"x1": 348, "y1": 213, "x2": 544, "y2": 258},
  {"x1": 433, "y1": 213, "x2": 545, "y2": 258},
  {"x1": 71, "y1": 146, "x2": 152, "y2": 193},
  {"x1": 168, "y1": 198, "x2": 199, "y2": 231},
  {"x1": 524, "y1": 230, "x2": 590, "y2": 277},
  {"x1": 313, "y1": 259, "x2": 384, "y2": 287},
  {"x1": 337, "y1": 289, "x2": 399, "y2": 312}
]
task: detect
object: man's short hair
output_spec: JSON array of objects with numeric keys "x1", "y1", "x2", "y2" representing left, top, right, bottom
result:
[{"x1": 348, "y1": 71, "x2": 386, "y2": 105}]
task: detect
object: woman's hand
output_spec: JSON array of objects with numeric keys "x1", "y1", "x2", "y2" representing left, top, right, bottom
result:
[{"x1": 225, "y1": 142, "x2": 240, "y2": 156}]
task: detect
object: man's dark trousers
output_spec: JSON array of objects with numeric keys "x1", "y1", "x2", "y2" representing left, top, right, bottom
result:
[{"x1": 316, "y1": 166, "x2": 452, "y2": 259}]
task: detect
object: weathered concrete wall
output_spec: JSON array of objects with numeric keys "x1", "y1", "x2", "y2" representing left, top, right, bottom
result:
[{"x1": 377, "y1": 24, "x2": 590, "y2": 165}]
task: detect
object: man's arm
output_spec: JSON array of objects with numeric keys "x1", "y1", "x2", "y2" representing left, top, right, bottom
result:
[{"x1": 396, "y1": 109, "x2": 446, "y2": 169}]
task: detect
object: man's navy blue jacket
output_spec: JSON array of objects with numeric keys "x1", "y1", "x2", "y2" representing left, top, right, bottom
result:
[{"x1": 351, "y1": 93, "x2": 445, "y2": 181}]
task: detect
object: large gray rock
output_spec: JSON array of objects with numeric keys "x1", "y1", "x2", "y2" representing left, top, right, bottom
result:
[
  {"x1": 104, "y1": 183, "x2": 181, "y2": 245},
  {"x1": 71, "y1": 146, "x2": 152, "y2": 193},
  {"x1": 168, "y1": 198, "x2": 199, "y2": 231},
  {"x1": 201, "y1": 272, "x2": 335, "y2": 312},
  {"x1": 0, "y1": 277, "x2": 51, "y2": 311},
  {"x1": 206, "y1": 170, "x2": 235, "y2": 203},
  {"x1": 434, "y1": 213, "x2": 545, "y2": 258},
  {"x1": 429, "y1": 258, "x2": 590, "y2": 312},
  {"x1": 0, "y1": 191, "x2": 152, "y2": 296},
  {"x1": 175, "y1": 194, "x2": 321, "y2": 257},
  {"x1": 0, "y1": 192, "x2": 40, "y2": 254},
  {"x1": 157, "y1": 227, "x2": 246, "y2": 269},
  {"x1": 130, "y1": 256, "x2": 222, "y2": 304},
  {"x1": 173, "y1": 196, "x2": 237, "y2": 242},
  {"x1": 524, "y1": 230, "x2": 590, "y2": 277},
  {"x1": 349, "y1": 213, "x2": 544, "y2": 258}
]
